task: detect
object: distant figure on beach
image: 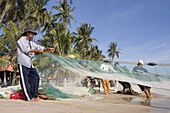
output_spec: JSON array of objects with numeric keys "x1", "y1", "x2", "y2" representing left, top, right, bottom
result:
[
  {"x1": 17, "y1": 27, "x2": 54, "y2": 102},
  {"x1": 90, "y1": 77, "x2": 95, "y2": 88},
  {"x1": 132, "y1": 60, "x2": 159, "y2": 98},
  {"x1": 100, "y1": 59, "x2": 113, "y2": 94},
  {"x1": 113, "y1": 62, "x2": 136, "y2": 95},
  {"x1": 86, "y1": 77, "x2": 91, "y2": 88}
]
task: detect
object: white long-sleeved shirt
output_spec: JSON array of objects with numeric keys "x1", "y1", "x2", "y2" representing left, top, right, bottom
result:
[{"x1": 17, "y1": 36, "x2": 44, "y2": 68}]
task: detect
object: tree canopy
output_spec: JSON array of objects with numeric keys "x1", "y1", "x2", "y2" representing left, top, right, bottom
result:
[{"x1": 0, "y1": 0, "x2": 122, "y2": 67}]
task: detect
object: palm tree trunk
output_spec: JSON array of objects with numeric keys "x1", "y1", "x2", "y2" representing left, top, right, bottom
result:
[
  {"x1": 0, "y1": 2, "x2": 10, "y2": 23},
  {"x1": 63, "y1": 17, "x2": 67, "y2": 29},
  {"x1": 3, "y1": 71, "x2": 7, "y2": 85},
  {"x1": 112, "y1": 54, "x2": 114, "y2": 60},
  {"x1": 12, "y1": 71, "x2": 17, "y2": 85},
  {"x1": 58, "y1": 39, "x2": 63, "y2": 54}
]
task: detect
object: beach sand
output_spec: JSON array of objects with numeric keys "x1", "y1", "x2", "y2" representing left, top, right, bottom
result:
[{"x1": 1, "y1": 93, "x2": 170, "y2": 113}]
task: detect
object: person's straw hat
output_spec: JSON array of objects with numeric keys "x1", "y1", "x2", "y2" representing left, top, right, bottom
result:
[
  {"x1": 138, "y1": 60, "x2": 144, "y2": 65},
  {"x1": 23, "y1": 27, "x2": 37, "y2": 36}
]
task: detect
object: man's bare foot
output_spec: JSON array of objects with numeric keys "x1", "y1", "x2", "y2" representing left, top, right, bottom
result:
[
  {"x1": 28, "y1": 98, "x2": 36, "y2": 102},
  {"x1": 132, "y1": 92, "x2": 139, "y2": 95},
  {"x1": 147, "y1": 95, "x2": 152, "y2": 99},
  {"x1": 149, "y1": 95, "x2": 152, "y2": 98},
  {"x1": 35, "y1": 97, "x2": 40, "y2": 102}
]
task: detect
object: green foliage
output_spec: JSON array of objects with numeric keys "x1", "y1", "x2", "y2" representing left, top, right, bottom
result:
[
  {"x1": 89, "y1": 45, "x2": 105, "y2": 59},
  {"x1": 107, "y1": 42, "x2": 122, "y2": 60},
  {"x1": 0, "y1": 58, "x2": 10, "y2": 67},
  {"x1": 38, "y1": 23, "x2": 73, "y2": 55},
  {"x1": 0, "y1": 0, "x2": 121, "y2": 68},
  {"x1": 0, "y1": 43, "x2": 9, "y2": 56},
  {"x1": 0, "y1": 21, "x2": 23, "y2": 70},
  {"x1": 0, "y1": 35, "x2": 9, "y2": 56},
  {"x1": 52, "y1": 0, "x2": 76, "y2": 28},
  {"x1": 24, "y1": 0, "x2": 52, "y2": 32},
  {"x1": 36, "y1": 54, "x2": 59, "y2": 80},
  {"x1": 0, "y1": 0, "x2": 25, "y2": 23},
  {"x1": 38, "y1": 57, "x2": 53, "y2": 70},
  {"x1": 72, "y1": 23, "x2": 99, "y2": 57}
]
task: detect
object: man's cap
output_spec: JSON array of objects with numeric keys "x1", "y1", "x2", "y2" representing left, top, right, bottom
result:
[
  {"x1": 23, "y1": 27, "x2": 37, "y2": 36},
  {"x1": 138, "y1": 60, "x2": 144, "y2": 65}
]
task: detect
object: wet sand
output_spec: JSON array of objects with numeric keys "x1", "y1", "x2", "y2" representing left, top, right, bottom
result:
[{"x1": 1, "y1": 93, "x2": 170, "y2": 113}]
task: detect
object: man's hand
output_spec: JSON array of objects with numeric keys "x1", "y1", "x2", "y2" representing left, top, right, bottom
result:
[
  {"x1": 48, "y1": 48, "x2": 55, "y2": 52},
  {"x1": 44, "y1": 47, "x2": 55, "y2": 52}
]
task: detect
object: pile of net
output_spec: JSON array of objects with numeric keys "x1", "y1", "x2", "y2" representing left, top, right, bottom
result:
[
  {"x1": 35, "y1": 52, "x2": 170, "y2": 97},
  {"x1": 38, "y1": 84, "x2": 82, "y2": 100}
]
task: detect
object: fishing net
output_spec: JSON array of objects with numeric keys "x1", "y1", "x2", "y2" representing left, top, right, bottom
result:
[
  {"x1": 38, "y1": 84, "x2": 81, "y2": 99},
  {"x1": 35, "y1": 52, "x2": 170, "y2": 97}
]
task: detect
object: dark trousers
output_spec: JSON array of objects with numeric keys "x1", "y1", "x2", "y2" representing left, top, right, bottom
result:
[{"x1": 18, "y1": 64, "x2": 40, "y2": 101}]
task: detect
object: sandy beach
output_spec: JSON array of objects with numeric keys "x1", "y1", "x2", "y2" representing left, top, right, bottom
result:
[{"x1": 1, "y1": 93, "x2": 170, "y2": 113}]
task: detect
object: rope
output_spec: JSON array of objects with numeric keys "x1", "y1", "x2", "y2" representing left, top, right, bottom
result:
[
  {"x1": 38, "y1": 86, "x2": 48, "y2": 95},
  {"x1": 43, "y1": 52, "x2": 170, "y2": 66}
]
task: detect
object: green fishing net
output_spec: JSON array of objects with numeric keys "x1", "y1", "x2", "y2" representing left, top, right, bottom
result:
[{"x1": 34, "y1": 53, "x2": 170, "y2": 96}]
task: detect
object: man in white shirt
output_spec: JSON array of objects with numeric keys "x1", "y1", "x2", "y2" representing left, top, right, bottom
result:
[{"x1": 17, "y1": 27, "x2": 54, "y2": 102}]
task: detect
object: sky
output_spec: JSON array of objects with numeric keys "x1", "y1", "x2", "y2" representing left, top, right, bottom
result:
[
  {"x1": 45, "y1": 0, "x2": 170, "y2": 63},
  {"x1": 1, "y1": 0, "x2": 170, "y2": 63}
]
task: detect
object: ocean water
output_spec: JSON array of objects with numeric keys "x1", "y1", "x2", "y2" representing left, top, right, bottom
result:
[{"x1": 130, "y1": 96, "x2": 170, "y2": 113}]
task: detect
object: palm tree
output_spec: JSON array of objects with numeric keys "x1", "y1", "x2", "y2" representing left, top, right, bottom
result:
[
  {"x1": 1, "y1": 21, "x2": 22, "y2": 58},
  {"x1": 72, "y1": 23, "x2": 98, "y2": 57},
  {"x1": 89, "y1": 45, "x2": 105, "y2": 59},
  {"x1": 41, "y1": 20, "x2": 58, "y2": 33},
  {"x1": 31, "y1": 0, "x2": 51, "y2": 30},
  {"x1": 22, "y1": 0, "x2": 52, "y2": 40},
  {"x1": 37, "y1": 33, "x2": 54, "y2": 48},
  {"x1": 0, "y1": 43, "x2": 9, "y2": 56},
  {"x1": 0, "y1": 0, "x2": 15, "y2": 23},
  {"x1": 107, "y1": 42, "x2": 122, "y2": 60},
  {"x1": 0, "y1": 0, "x2": 52, "y2": 32},
  {"x1": 35, "y1": 54, "x2": 60, "y2": 83},
  {"x1": 0, "y1": 0, "x2": 25, "y2": 23},
  {"x1": 1, "y1": 21, "x2": 23, "y2": 85},
  {"x1": 36, "y1": 56, "x2": 53, "y2": 81},
  {"x1": 51, "y1": 24, "x2": 72, "y2": 54},
  {"x1": 0, "y1": 35, "x2": 9, "y2": 56},
  {"x1": 0, "y1": 58, "x2": 10, "y2": 67},
  {"x1": 52, "y1": 0, "x2": 76, "y2": 28},
  {"x1": 39, "y1": 23, "x2": 72, "y2": 54}
]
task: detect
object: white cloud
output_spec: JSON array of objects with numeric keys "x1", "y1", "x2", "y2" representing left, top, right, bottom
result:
[
  {"x1": 150, "y1": 43, "x2": 168, "y2": 50},
  {"x1": 146, "y1": 49, "x2": 170, "y2": 63},
  {"x1": 112, "y1": 41, "x2": 170, "y2": 63},
  {"x1": 108, "y1": 3, "x2": 146, "y2": 22},
  {"x1": 107, "y1": 12, "x2": 130, "y2": 22},
  {"x1": 134, "y1": 4, "x2": 145, "y2": 10}
]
